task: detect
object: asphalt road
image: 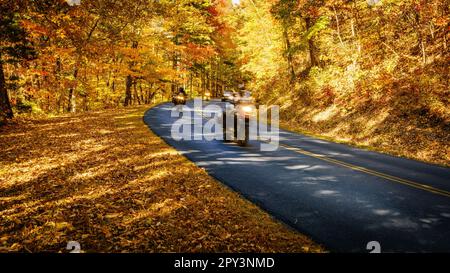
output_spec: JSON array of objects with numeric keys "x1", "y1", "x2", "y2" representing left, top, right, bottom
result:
[{"x1": 143, "y1": 100, "x2": 450, "y2": 252}]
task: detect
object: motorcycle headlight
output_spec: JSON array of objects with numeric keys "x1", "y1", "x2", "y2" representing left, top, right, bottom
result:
[
  {"x1": 241, "y1": 105, "x2": 253, "y2": 113},
  {"x1": 177, "y1": 95, "x2": 184, "y2": 100}
]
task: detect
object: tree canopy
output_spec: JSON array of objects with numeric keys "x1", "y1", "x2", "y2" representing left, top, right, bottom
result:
[
  {"x1": 0, "y1": 0, "x2": 448, "y2": 126},
  {"x1": 0, "y1": 0, "x2": 240, "y2": 120}
]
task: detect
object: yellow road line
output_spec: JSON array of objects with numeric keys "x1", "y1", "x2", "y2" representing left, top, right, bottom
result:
[{"x1": 278, "y1": 143, "x2": 450, "y2": 198}]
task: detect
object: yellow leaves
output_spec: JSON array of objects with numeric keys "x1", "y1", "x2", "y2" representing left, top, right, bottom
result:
[
  {"x1": 434, "y1": 15, "x2": 449, "y2": 27},
  {"x1": 119, "y1": 47, "x2": 140, "y2": 60},
  {"x1": 62, "y1": 14, "x2": 73, "y2": 22},
  {"x1": 45, "y1": 221, "x2": 73, "y2": 231},
  {"x1": 0, "y1": 107, "x2": 323, "y2": 253},
  {"x1": 0, "y1": 236, "x2": 9, "y2": 244},
  {"x1": 220, "y1": 232, "x2": 232, "y2": 240},
  {"x1": 56, "y1": 222, "x2": 73, "y2": 231},
  {"x1": 57, "y1": 29, "x2": 67, "y2": 39},
  {"x1": 183, "y1": 43, "x2": 217, "y2": 63},
  {"x1": 20, "y1": 19, "x2": 48, "y2": 36},
  {"x1": 9, "y1": 243, "x2": 22, "y2": 252},
  {"x1": 105, "y1": 213, "x2": 122, "y2": 219}
]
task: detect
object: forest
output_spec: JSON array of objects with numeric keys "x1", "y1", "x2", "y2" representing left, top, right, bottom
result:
[
  {"x1": 0, "y1": 0, "x2": 449, "y2": 254},
  {"x1": 0, "y1": 0, "x2": 449, "y2": 160}
]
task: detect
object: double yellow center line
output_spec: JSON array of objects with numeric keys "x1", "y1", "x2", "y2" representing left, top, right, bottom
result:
[
  {"x1": 196, "y1": 106, "x2": 449, "y2": 198},
  {"x1": 278, "y1": 143, "x2": 450, "y2": 198}
]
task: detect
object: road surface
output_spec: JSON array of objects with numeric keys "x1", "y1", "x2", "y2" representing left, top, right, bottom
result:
[{"x1": 143, "y1": 100, "x2": 450, "y2": 252}]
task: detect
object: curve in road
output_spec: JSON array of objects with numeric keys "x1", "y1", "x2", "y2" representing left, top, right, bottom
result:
[{"x1": 144, "y1": 101, "x2": 450, "y2": 252}]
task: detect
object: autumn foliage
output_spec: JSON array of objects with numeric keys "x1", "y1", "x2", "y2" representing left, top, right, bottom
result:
[
  {"x1": 0, "y1": 0, "x2": 448, "y2": 253},
  {"x1": 232, "y1": 0, "x2": 449, "y2": 165},
  {"x1": 0, "y1": 0, "x2": 239, "y2": 120},
  {"x1": 0, "y1": 107, "x2": 323, "y2": 252}
]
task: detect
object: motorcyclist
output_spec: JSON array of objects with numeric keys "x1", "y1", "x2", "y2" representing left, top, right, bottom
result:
[
  {"x1": 221, "y1": 83, "x2": 256, "y2": 146},
  {"x1": 235, "y1": 83, "x2": 254, "y2": 105},
  {"x1": 172, "y1": 87, "x2": 187, "y2": 106},
  {"x1": 178, "y1": 87, "x2": 187, "y2": 97}
]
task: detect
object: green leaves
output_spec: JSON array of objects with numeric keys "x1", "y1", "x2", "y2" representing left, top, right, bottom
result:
[
  {"x1": 0, "y1": 10, "x2": 36, "y2": 62},
  {"x1": 304, "y1": 15, "x2": 330, "y2": 40}
]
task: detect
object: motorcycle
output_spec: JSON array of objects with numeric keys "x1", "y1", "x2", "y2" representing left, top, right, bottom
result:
[
  {"x1": 204, "y1": 91, "x2": 211, "y2": 101},
  {"x1": 172, "y1": 93, "x2": 186, "y2": 105},
  {"x1": 222, "y1": 101, "x2": 256, "y2": 146}
]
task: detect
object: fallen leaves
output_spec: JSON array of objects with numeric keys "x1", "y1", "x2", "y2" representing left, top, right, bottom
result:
[
  {"x1": 281, "y1": 104, "x2": 450, "y2": 167},
  {"x1": 0, "y1": 106, "x2": 324, "y2": 253}
]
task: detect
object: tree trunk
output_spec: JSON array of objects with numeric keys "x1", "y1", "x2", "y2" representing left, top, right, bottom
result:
[
  {"x1": 201, "y1": 70, "x2": 205, "y2": 96},
  {"x1": 133, "y1": 79, "x2": 141, "y2": 105},
  {"x1": 82, "y1": 94, "x2": 88, "y2": 111},
  {"x1": 139, "y1": 81, "x2": 144, "y2": 104},
  {"x1": 189, "y1": 72, "x2": 193, "y2": 97},
  {"x1": 282, "y1": 27, "x2": 296, "y2": 82},
  {"x1": 0, "y1": 59, "x2": 14, "y2": 121},
  {"x1": 124, "y1": 41, "x2": 138, "y2": 106},
  {"x1": 333, "y1": 6, "x2": 344, "y2": 46},
  {"x1": 413, "y1": 11, "x2": 426, "y2": 65},
  {"x1": 171, "y1": 50, "x2": 178, "y2": 95},
  {"x1": 111, "y1": 78, "x2": 116, "y2": 106},
  {"x1": 124, "y1": 75, "x2": 132, "y2": 106},
  {"x1": 305, "y1": 17, "x2": 319, "y2": 68},
  {"x1": 350, "y1": 1, "x2": 361, "y2": 54},
  {"x1": 55, "y1": 58, "x2": 62, "y2": 113},
  {"x1": 149, "y1": 83, "x2": 156, "y2": 104},
  {"x1": 67, "y1": 67, "x2": 78, "y2": 113}
]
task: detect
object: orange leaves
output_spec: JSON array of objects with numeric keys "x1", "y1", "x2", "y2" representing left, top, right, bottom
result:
[
  {"x1": 30, "y1": 69, "x2": 50, "y2": 77},
  {"x1": 63, "y1": 78, "x2": 78, "y2": 89},
  {"x1": 434, "y1": 15, "x2": 449, "y2": 27},
  {"x1": 119, "y1": 47, "x2": 141, "y2": 61},
  {"x1": 1, "y1": 0, "x2": 242, "y2": 116},
  {"x1": 20, "y1": 19, "x2": 48, "y2": 36},
  {"x1": 0, "y1": 107, "x2": 324, "y2": 253},
  {"x1": 183, "y1": 43, "x2": 216, "y2": 63}
]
